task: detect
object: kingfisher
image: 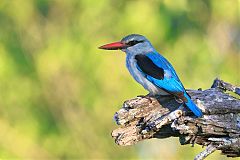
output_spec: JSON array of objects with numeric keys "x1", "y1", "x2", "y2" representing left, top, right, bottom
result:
[{"x1": 99, "y1": 34, "x2": 202, "y2": 117}]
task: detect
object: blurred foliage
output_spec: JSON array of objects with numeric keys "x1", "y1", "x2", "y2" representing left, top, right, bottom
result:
[{"x1": 0, "y1": 0, "x2": 239, "y2": 159}]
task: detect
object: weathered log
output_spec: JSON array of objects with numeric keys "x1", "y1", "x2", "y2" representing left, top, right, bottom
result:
[{"x1": 112, "y1": 78, "x2": 240, "y2": 160}]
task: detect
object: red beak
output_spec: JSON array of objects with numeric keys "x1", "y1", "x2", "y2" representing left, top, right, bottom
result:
[{"x1": 99, "y1": 41, "x2": 128, "y2": 50}]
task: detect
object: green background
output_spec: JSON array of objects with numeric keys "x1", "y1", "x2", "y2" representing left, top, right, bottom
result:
[{"x1": 0, "y1": 0, "x2": 239, "y2": 159}]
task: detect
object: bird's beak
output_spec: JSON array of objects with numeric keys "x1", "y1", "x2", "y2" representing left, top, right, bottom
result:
[{"x1": 99, "y1": 41, "x2": 128, "y2": 50}]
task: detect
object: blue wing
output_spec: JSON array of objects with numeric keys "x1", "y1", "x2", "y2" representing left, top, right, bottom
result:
[
  {"x1": 144, "y1": 52, "x2": 185, "y2": 93},
  {"x1": 135, "y1": 52, "x2": 202, "y2": 117}
]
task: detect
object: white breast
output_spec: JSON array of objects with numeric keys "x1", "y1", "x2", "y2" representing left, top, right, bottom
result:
[{"x1": 126, "y1": 55, "x2": 169, "y2": 95}]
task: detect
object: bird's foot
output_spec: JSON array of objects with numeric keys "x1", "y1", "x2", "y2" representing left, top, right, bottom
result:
[{"x1": 174, "y1": 96, "x2": 183, "y2": 103}]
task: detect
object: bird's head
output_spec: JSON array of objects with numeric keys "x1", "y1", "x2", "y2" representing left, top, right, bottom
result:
[{"x1": 99, "y1": 34, "x2": 155, "y2": 55}]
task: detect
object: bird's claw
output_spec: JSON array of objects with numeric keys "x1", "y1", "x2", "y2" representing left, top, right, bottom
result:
[{"x1": 174, "y1": 96, "x2": 183, "y2": 103}]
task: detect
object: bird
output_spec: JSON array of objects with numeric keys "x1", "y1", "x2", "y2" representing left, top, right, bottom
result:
[{"x1": 99, "y1": 34, "x2": 202, "y2": 117}]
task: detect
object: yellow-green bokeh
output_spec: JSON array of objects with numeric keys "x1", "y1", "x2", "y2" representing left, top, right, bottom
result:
[{"x1": 0, "y1": 0, "x2": 239, "y2": 159}]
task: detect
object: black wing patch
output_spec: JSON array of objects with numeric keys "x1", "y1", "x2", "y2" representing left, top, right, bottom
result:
[{"x1": 135, "y1": 54, "x2": 164, "y2": 80}]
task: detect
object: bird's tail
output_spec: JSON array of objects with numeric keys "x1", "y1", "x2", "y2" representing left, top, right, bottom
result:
[{"x1": 184, "y1": 93, "x2": 203, "y2": 117}]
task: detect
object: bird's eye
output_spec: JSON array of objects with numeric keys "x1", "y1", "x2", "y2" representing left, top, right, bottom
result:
[{"x1": 127, "y1": 40, "x2": 143, "y2": 46}]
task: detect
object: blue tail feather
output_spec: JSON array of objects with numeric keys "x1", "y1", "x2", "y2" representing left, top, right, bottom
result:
[{"x1": 184, "y1": 93, "x2": 203, "y2": 117}]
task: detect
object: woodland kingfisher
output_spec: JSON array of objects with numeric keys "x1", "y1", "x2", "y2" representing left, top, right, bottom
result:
[{"x1": 99, "y1": 34, "x2": 202, "y2": 117}]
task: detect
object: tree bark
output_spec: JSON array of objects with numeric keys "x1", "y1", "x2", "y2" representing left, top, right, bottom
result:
[{"x1": 112, "y1": 78, "x2": 240, "y2": 160}]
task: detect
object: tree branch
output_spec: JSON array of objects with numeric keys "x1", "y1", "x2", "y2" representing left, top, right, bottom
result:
[{"x1": 112, "y1": 78, "x2": 240, "y2": 159}]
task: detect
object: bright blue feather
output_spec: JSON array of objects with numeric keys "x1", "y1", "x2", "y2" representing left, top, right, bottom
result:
[
  {"x1": 184, "y1": 93, "x2": 203, "y2": 117},
  {"x1": 136, "y1": 52, "x2": 203, "y2": 117},
  {"x1": 146, "y1": 52, "x2": 181, "y2": 81},
  {"x1": 145, "y1": 52, "x2": 185, "y2": 92}
]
